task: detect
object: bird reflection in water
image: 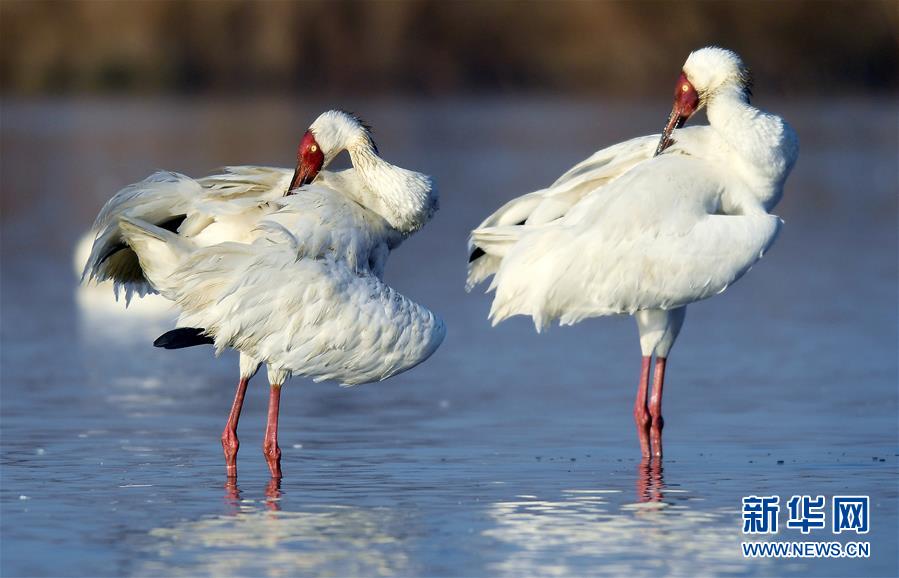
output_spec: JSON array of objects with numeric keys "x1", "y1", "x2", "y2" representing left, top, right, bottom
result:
[
  {"x1": 146, "y1": 480, "x2": 415, "y2": 576},
  {"x1": 636, "y1": 458, "x2": 665, "y2": 503},
  {"x1": 481, "y1": 458, "x2": 765, "y2": 576}
]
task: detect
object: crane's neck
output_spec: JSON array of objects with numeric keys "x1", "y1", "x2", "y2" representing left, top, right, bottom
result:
[
  {"x1": 346, "y1": 140, "x2": 437, "y2": 235},
  {"x1": 706, "y1": 86, "x2": 798, "y2": 210}
]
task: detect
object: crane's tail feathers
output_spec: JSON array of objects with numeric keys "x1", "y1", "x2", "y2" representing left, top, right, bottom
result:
[
  {"x1": 465, "y1": 253, "x2": 501, "y2": 292},
  {"x1": 470, "y1": 226, "x2": 525, "y2": 258},
  {"x1": 118, "y1": 216, "x2": 191, "y2": 296},
  {"x1": 465, "y1": 226, "x2": 526, "y2": 292}
]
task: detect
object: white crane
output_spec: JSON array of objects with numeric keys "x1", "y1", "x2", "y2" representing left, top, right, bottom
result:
[
  {"x1": 83, "y1": 110, "x2": 442, "y2": 477},
  {"x1": 467, "y1": 47, "x2": 798, "y2": 458}
]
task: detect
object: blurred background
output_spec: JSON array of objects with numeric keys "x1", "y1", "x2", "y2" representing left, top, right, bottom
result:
[
  {"x1": 2, "y1": 2, "x2": 897, "y2": 578},
  {"x1": 1, "y1": 0, "x2": 897, "y2": 97}
]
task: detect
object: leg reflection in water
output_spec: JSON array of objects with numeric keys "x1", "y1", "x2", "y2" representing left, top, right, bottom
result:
[
  {"x1": 224, "y1": 478, "x2": 242, "y2": 513},
  {"x1": 636, "y1": 458, "x2": 665, "y2": 503},
  {"x1": 265, "y1": 477, "x2": 282, "y2": 512},
  {"x1": 223, "y1": 477, "x2": 282, "y2": 512}
]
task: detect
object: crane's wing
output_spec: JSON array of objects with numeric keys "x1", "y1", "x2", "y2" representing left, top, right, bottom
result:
[
  {"x1": 481, "y1": 155, "x2": 783, "y2": 330},
  {"x1": 82, "y1": 166, "x2": 292, "y2": 302},
  {"x1": 195, "y1": 165, "x2": 293, "y2": 199},
  {"x1": 466, "y1": 128, "x2": 716, "y2": 290},
  {"x1": 170, "y1": 236, "x2": 445, "y2": 385},
  {"x1": 466, "y1": 133, "x2": 660, "y2": 290},
  {"x1": 82, "y1": 171, "x2": 200, "y2": 300}
]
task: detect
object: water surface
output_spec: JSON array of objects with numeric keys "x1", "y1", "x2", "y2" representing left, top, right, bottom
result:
[{"x1": 1, "y1": 97, "x2": 897, "y2": 577}]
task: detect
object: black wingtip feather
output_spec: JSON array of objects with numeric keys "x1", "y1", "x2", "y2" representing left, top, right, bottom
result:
[
  {"x1": 157, "y1": 214, "x2": 187, "y2": 233},
  {"x1": 468, "y1": 247, "x2": 486, "y2": 263},
  {"x1": 97, "y1": 215, "x2": 186, "y2": 268},
  {"x1": 468, "y1": 219, "x2": 525, "y2": 263},
  {"x1": 97, "y1": 242, "x2": 127, "y2": 266},
  {"x1": 153, "y1": 327, "x2": 214, "y2": 349}
]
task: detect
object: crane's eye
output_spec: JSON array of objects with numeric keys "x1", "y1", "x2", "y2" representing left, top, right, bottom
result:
[
  {"x1": 310, "y1": 144, "x2": 318, "y2": 153},
  {"x1": 681, "y1": 84, "x2": 690, "y2": 92}
]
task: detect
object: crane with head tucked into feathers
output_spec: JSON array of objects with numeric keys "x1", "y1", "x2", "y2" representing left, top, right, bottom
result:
[
  {"x1": 83, "y1": 110, "x2": 443, "y2": 478},
  {"x1": 467, "y1": 47, "x2": 798, "y2": 458}
]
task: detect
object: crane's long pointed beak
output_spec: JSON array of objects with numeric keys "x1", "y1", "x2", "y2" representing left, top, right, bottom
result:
[
  {"x1": 287, "y1": 163, "x2": 316, "y2": 194},
  {"x1": 288, "y1": 167, "x2": 301, "y2": 194},
  {"x1": 654, "y1": 105, "x2": 688, "y2": 157}
]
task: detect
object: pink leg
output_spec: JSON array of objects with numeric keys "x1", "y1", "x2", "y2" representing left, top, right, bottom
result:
[
  {"x1": 263, "y1": 384, "x2": 283, "y2": 478},
  {"x1": 649, "y1": 357, "x2": 667, "y2": 457},
  {"x1": 221, "y1": 377, "x2": 249, "y2": 478},
  {"x1": 633, "y1": 356, "x2": 652, "y2": 458}
]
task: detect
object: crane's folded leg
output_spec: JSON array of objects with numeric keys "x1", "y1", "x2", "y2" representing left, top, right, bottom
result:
[{"x1": 634, "y1": 356, "x2": 652, "y2": 458}]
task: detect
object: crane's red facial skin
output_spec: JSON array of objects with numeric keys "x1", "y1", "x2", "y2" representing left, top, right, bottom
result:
[
  {"x1": 288, "y1": 130, "x2": 325, "y2": 193},
  {"x1": 655, "y1": 72, "x2": 700, "y2": 156}
]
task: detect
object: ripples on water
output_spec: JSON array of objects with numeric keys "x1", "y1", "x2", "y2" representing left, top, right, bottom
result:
[
  {"x1": 1, "y1": 98, "x2": 897, "y2": 577},
  {"x1": 138, "y1": 472, "x2": 760, "y2": 578}
]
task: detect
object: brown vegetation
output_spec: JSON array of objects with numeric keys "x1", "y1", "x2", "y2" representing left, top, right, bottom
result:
[{"x1": 1, "y1": 0, "x2": 896, "y2": 96}]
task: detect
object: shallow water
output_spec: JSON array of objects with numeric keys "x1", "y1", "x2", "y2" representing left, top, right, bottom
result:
[{"x1": 1, "y1": 97, "x2": 897, "y2": 577}]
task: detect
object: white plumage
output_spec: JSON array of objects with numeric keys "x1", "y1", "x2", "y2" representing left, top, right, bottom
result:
[
  {"x1": 82, "y1": 110, "x2": 443, "y2": 478},
  {"x1": 82, "y1": 166, "x2": 292, "y2": 301},
  {"x1": 119, "y1": 180, "x2": 445, "y2": 386},
  {"x1": 83, "y1": 110, "x2": 437, "y2": 301},
  {"x1": 468, "y1": 47, "x2": 798, "y2": 457},
  {"x1": 477, "y1": 152, "x2": 784, "y2": 328}
]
